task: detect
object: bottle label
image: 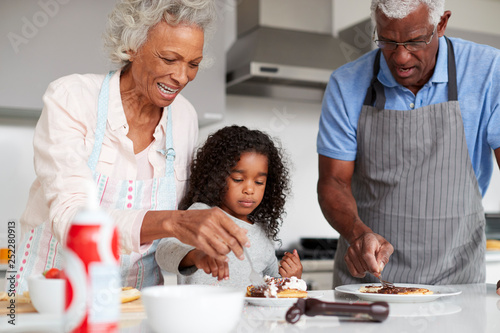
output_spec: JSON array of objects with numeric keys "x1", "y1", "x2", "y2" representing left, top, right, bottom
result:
[
  {"x1": 64, "y1": 248, "x2": 87, "y2": 332},
  {"x1": 88, "y1": 262, "x2": 120, "y2": 324}
]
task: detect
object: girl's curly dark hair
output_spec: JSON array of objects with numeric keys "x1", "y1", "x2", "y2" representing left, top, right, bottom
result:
[{"x1": 180, "y1": 125, "x2": 290, "y2": 242}]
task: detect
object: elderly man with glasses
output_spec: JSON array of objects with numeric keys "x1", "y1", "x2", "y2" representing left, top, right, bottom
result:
[{"x1": 317, "y1": 0, "x2": 500, "y2": 288}]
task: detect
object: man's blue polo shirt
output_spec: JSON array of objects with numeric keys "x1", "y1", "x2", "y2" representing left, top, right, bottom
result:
[{"x1": 317, "y1": 36, "x2": 500, "y2": 195}]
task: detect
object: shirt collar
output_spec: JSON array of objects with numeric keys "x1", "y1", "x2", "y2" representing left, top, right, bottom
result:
[
  {"x1": 377, "y1": 36, "x2": 449, "y2": 88},
  {"x1": 157, "y1": 104, "x2": 169, "y2": 135}
]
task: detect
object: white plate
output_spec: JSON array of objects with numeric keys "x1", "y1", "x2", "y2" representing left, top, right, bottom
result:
[
  {"x1": 245, "y1": 291, "x2": 323, "y2": 307},
  {"x1": 335, "y1": 284, "x2": 462, "y2": 303}
]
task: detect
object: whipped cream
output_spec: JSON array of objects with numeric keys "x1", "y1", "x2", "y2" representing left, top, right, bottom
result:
[
  {"x1": 260, "y1": 275, "x2": 307, "y2": 297},
  {"x1": 282, "y1": 276, "x2": 307, "y2": 291}
]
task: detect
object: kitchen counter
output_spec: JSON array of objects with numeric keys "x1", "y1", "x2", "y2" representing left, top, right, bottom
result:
[
  {"x1": 1, "y1": 284, "x2": 499, "y2": 332},
  {"x1": 235, "y1": 284, "x2": 500, "y2": 333}
]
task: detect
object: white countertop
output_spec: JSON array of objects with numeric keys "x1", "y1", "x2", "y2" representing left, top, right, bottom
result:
[
  {"x1": 235, "y1": 284, "x2": 500, "y2": 333},
  {"x1": 2, "y1": 284, "x2": 499, "y2": 333}
]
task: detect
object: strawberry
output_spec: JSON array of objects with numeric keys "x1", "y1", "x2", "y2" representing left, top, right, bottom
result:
[{"x1": 43, "y1": 268, "x2": 62, "y2": 279}]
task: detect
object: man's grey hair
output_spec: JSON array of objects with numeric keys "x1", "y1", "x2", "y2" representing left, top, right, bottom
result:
[
  {"x1": 103, "y1": 0, "x2": 216, "y2": 67},
  {"x1": 371, "y1": 0, "x2": 445, "y2": 27}
]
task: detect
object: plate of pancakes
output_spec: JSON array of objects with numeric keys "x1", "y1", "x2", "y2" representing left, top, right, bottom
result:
[{"x1": 335, "y1": 283, "x2": 461, "y2": 303}]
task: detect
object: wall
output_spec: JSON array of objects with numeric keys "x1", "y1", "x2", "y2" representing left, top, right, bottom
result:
[
  {"x1": 0, "y1": 0, "x2": 115, "y2": 110},
  {"x1": 0, "y1": 0, "x2": 225, "y2": 123},
  {"x1": 0, "y1": 119, "x2": 37, "y2": 223}
]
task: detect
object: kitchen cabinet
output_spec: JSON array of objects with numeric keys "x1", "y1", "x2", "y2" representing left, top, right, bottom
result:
[
  {"x1": 0, "y1": 0, "x2": 224, "y2": 126},
  {"x1": 302, "y1": 260, "x2": 334, "y2": 290}
]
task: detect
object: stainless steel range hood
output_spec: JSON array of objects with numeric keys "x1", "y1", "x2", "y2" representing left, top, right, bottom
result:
[
  {"x1": 226, "y1": 0, "x2": 370, "y2": 101},
  {"x1": 226, "y1": 27, "x2": 346, "y2": 97}
]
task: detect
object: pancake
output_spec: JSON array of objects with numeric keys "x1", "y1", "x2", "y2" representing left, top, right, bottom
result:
[
  {"x1": 359, "y1": 285, "x2": 433, "y2": 295},
  {"x1": 121, "y1": 287, "x2": 141, "y2": 303},
  {"x1": 246, "y1": 276, "x2": 308, "y2": 298}
]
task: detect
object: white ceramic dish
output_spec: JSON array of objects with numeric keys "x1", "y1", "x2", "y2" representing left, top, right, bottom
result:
[
  {"x1": 335, "y1": 283, "x2": 462, "y2": 303},
  {"x1": 142, "y1": 285, "x2": 245, "y2": 333},
  {"x1": 27, "y1": 275, "x2": 65, "y2": 315},
  {"x1": 245, "y1": 291, "x2": 324, "y2": 307}
]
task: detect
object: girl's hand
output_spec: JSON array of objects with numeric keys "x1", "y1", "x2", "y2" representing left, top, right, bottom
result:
[
  {"x1": 279, "y1": 249, "x2": 303, "y2": 278},
  {"x1": 191, "y1": 249, "x2": 229, "y2": 281},
  {"x1": 497, "y1": 280, "x2": 500, "y2": 296}
]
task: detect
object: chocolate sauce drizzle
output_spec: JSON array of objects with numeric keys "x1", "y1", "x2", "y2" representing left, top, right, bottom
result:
[
  {"x1": 248, "y1": 277, "x2": 292, "y2": 298},
  {"x1": 364, "y1": 285, "x2": 424, "y2": 294}
]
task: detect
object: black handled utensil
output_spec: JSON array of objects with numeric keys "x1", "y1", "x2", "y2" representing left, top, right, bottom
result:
[{"x1": 285, "y1": 298, "x2": 389, "y2": 324}]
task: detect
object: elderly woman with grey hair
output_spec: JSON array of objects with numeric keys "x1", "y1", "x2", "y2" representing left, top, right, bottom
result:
[{"x1": 16, "y1": 0, "x2": 248, "y2": 293}]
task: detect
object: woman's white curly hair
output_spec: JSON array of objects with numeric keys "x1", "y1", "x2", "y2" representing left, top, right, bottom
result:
[
  {"x1": 371, "y1": 0, "x2": 445, "y2": 27},
  {"x1": 103, "y1": 0, "x2": 216, "y2": 67}
]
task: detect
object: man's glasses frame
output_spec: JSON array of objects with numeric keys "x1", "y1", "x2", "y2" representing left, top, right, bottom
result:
[{"x1": 372, "y1": 26, "x2": 437, "y2": 52}]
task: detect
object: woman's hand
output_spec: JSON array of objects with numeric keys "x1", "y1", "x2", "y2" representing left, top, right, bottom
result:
[
  {"x1": 345, "y1": 232, "x2": 394, "y2": 278},
  {"x1": 279, "y1": 249, "x2": 303, "y2": 278},
  {"x1": 142, "y1": 207, "x2": 250, "y2": 263},
  {"x1": 185, "y1": 249, "x2": 229, "y2": 281},
  {"x1": 170, "y1": 208, "x2": 250, "y2": 262}
]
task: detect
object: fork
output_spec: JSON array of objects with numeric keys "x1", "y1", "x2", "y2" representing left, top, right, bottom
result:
[
  {"x1": 376, "y1": 272, "x2": 394, "y2": 288},
  {"x1": 243, "y1": 247, "x2": 266, "y2": 287}
]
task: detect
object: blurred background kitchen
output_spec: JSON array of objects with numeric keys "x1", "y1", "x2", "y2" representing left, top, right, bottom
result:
[{"x1": 1, "y1": 0, "x2": 499, "y2": 289}]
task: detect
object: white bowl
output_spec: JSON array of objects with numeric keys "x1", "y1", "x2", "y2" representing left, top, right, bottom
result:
[
  {"x1": 142, "y1": 285, "x2": 245, "y2": 333},
  {"x1": 27, "y1": 275, "x2": 65, "y2": 315}
]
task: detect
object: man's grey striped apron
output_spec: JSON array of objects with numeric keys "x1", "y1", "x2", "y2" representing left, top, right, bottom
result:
[{"x1": 333, "y1": 37, "x2": 486, "y2": 287}]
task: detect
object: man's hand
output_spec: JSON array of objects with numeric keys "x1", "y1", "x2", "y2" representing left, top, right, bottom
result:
[
  {"x1": 344, "y1": 232, "x2": 394, "y2": 278},
  {"x1": 279, "y1": 249, "x2": 303, "y2": 278}
]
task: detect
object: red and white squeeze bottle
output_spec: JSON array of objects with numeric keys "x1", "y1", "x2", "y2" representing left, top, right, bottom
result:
[{"x1": 63, "y1": 182, "x2": 120, "y2": 332}]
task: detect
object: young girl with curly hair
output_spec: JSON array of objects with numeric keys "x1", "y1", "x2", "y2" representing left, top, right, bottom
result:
[{"x1": 156, "y1": 125, "x2": 303, "y2": 286}]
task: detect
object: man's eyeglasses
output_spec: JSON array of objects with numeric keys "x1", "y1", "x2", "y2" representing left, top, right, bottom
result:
[{"x1": 372, "y1": 26, "x2": 437, "y2": 52}]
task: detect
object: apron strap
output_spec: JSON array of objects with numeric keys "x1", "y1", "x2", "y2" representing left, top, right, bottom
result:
[
  {"x1": 363, "y1": 37, "x2": 458, "y2": 108},
  {"x1": 156, "y1": 105, "x2": 177, "y2": 207},
  {"x1": 363, "y1": 50, "x2": 386, "y2": 109},
  {"x1": 156, "y1": 106, "x2": 175, "y2": 178},
  {"x1": 163, "y1": 105, "x2": 175, "y2": 178},
  {"x1": 445, "y1": 36, "x2": 458, "y2": 101},
  {"x1": 88, "y1": 70, "x2": 116, "y2": 171}
]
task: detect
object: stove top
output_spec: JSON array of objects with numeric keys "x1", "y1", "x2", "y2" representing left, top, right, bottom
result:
[{"x1": 276, "y1": 238, "x2": 337, "y2": 260}]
